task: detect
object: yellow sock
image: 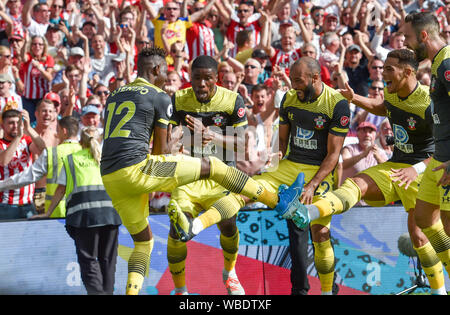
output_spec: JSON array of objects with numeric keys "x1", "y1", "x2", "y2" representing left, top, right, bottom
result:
[
  {"x1": 167, "y1": 236, "x2": 188, "y2": 289},
  {"x1": 314, "y1": 178, "x2": 362, "y2": 218},
  {"x1": 313, "y1": 239, "x2": 335, "y2": 294},
  {"x1": 208, "y1": 156, "x2": 278, "y2": 208},
  {"x1": 413, "y1": 242, "x2": 445, "y2": 291},
  {"x1": 220, "y1": 230, "x2": 240, "y2": 272},
  {"x1": 422, "y1": 220, "x2": 450, "y2": 277},
  {"x1": 199, "y1": 194, "x2": 245, "y2": 230},
  {"x1": 126, "y1": 238, "x2": 154, "y2": 295}
]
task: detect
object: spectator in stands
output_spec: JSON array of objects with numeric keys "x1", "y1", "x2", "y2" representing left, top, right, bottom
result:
[
  {"x1": 310, "y1": 6, "x2": 325, "y2": 34},
  {"x1": 352, "y1": 80, "x2": 385, "y2": 131},
  {"x1": 221, "y1": 71, "x2": 238, "y2": 92},
  {"x1": 375, "y1": 118, "x2": 394, "y2": 160},
  {"x1": 343, "y1": 44, "x2": 369, "y2": 97},
  {"x1": 163, "y1": 70, "x2": 183, "y2": 97},
  {"x1": 22, "y1": 1, "x2": 51, "y2": 37},
  {"x1": 19, "y1": 35, "x2": 55, "y2": 123},
  {"x1": 0, "y1": 109, "x2": 45, "y2": 220},
  {"x1": 442, "y1": 24, "x2": 450, "y2": 45},
  {"x1": 240, "y1": 58, "x2": 262, "y2": 98},
  {"x1": 252, "y1": 49, "x2": 271, "y2": 84},
  {"x1": 269, "y1": 0, "x2": 301, "y2": 46},
  {"x1": 225, "y1": 0, "x2": 262, "y2": 57},
  {"x1": 43, "y1": 91, "x2": 62, "y2": 118},
  {"x1": 90, "y1": 33, "x2": 126, "y2": 84},
  {"x1": 322, "y1": 13, "x2": 339, "y2": 34},
  {"x1": 0, "y1": 73, "x2": 22, "y2": 115},
  {"x1": 368, "y1": 56, "x2": 384, "y2": 86},
  {"x1": 93, "y1": 83, "x2": 110, "y2": 109},
  {"x1": 340, "y1": 121, "x2": 388, "y2": 188},
  {"x1": 32, "y1": 99, "x2": 59, "y2": 213}
]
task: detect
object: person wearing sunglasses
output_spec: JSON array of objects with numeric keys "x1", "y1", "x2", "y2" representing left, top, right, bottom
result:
[{"x1": 22, "y1": 1, "x2": 51, "y2": 37}]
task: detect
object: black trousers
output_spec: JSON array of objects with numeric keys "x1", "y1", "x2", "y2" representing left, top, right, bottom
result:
[
  {"x1": 287, "y1": 219, "x2": 310, "y2": 295},
  {"x1": 66, "y1": 225, "x2": 119, "y2": 295}
]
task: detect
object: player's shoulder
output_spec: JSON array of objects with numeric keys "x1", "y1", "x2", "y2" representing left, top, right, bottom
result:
[{"x1": 432, "y1": 45, "x2": 450, "y2": 76}]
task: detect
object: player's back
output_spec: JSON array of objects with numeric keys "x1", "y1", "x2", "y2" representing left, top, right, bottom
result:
[{"x1": 100, "y1": 78, "x2": 172, "y2": 176}]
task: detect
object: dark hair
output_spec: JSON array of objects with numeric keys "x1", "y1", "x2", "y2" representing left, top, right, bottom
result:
[
  {"x1": 2, "y1": 109, "x2": 20, "y2": 121},
  {"x1": 405, "y1": 12, "x2": 440, "y2": 39},
  {"x1": 58, "y1": 116, "x2": 79, "y2": 137},
  {"x1": 137, "y1": 46, "x2": 167, "y2": 77},
  {"x1": 36, "y1": 99, "x2": 54, "y2": 111},
  {"x1": 236, "y1": 30, "x2": 253, "y2": 47},
  {"x1": 251, "y1": 84, "x2": 269, "y2": 95},
  {"x1": 191, "y1": 55, "x2": 218, "y2": 73},
  {"x1": 387, "y1": 49, "x2": 419, "y2": 71}
]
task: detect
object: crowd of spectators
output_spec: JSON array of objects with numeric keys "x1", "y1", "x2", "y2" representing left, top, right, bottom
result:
[{"x1": 0, "y1": 0, "x2": 449, "y2": 217}]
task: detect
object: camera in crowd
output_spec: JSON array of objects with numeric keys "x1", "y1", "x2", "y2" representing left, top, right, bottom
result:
[{"x1": 385, "y1": 135, "x2": 395, "y2": 146}]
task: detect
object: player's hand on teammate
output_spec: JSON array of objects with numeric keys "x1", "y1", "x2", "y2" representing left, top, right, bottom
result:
[
  {"x1": 390, "y1": 166, "x2": 418, "y2": 190},
  {"x1": 433, "y1": 160, "x2": 450, "y2": 186}
]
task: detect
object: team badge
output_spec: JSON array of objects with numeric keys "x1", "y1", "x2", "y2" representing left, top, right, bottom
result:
[
  {"x1": 407, "y1": 117, "x2": 416, "y2": 131},
  {"x1": 340, "y1": 116, "x2": 350, "y2": 126},
  {"x1": 314, "y1": 116, "x2": 326, "y2": 129},
  {"x1": 237, "y1": 107, "x2": 245, "y2": 118},
  {"x1": 445, "y1": 70, "x2": 450, "y2": 81},
  {"x1": 212, "y1": 113, "x2": 224, "y2": 127}
]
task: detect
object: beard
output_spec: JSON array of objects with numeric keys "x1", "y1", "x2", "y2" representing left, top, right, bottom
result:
[
  {"x1": 297, "y1": 82, "x2": 316, "y2": 103},
  {"x1": 414, "y1": 42, "x2": 428, "y2": 62}
]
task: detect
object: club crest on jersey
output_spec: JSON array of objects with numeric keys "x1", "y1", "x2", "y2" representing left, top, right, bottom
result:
[
  {"x1": 314, "y1": 116, "x2": 326, "y2": 130},
  {"x1": 407, "y1": 117, "x2": 416, "y2": 130},
  {"x1": 213, "y1": 113, "x2": 224, "y2": 126}
]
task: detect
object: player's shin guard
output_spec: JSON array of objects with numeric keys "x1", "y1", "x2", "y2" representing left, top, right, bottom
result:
[
  {"x1": 126, "y1": 238, "x2": 154, "y2": 295},
  {"x1": 413, "y1": 242, "x2": 446, "y2": 294},
  {"x1": 220, "y1": 229, "x2": 240, "y2": 272},
  {"x1": 313, "y1": 239, "x2": 335, "y2": 295},
  {"x1": 421, "y1": 220, "x2": 450, "y2": 278},
  {"x1": 208, "y1": 156, "x2": 278, "y2": 208},
  {"x1": 313, "y1": 178, "x2": 362, "y2": 219},
  {"x1": 167, "y1": 236, "x2": 188, "y2": 290},
  {"x1": 199, "y1": 194, "x2": 245, "y2": 231}
]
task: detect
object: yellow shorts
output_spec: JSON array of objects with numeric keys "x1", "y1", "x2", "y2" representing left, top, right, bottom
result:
[
  {"x1": 171, "y1": 179, "x2": 235, "y2": 218},
  {"x1": 359, "y1": 161, "x2": 422, "y2": 212},
  {"x1": 416, "y1": 157, "x2": 450, "y2": 211},
  {"x1": 252, "y1": 159, "x2": 334, "y2": 228},
  {"x1": 101, "y1": 154, "x2": 202, "y2": 234}
]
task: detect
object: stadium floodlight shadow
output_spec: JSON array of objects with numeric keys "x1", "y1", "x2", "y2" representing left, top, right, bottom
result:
[{"x1": 395, "y1": 233, "x2": 430, "y2": 295}]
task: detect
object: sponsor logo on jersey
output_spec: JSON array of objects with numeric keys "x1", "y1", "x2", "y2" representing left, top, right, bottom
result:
[
  {"x1": 294, "y1": 127, "x2": 317, "y2": 149},
  {"x1": 445, "y1": 70, "x2": 450, "y2": 81},
  {"x1": 393, "y1": 124, "x2": 413, "y2": 153},
  {"x1": 340, "y1": 116, "x2": 350, "y2": 126}
]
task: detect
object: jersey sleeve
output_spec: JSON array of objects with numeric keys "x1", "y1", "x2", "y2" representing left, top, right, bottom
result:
[
  {"x1": 169, "y1": 94, "x2": 181, "y2": 126},
  {"x1": 230, "y1": 95, "x2": 248, "y2": 129},
  {"x1": 329, "y1": 99, "x2": 350, "y2": 137},
  {"x1": 278, "y1": 93, "x2": 289, "y2": 125},
  {"x1": 153, "y1": 92, "x2": 173, "y2": 129},
  {"x1": 437, "y1": 58, "x2": 450, "y2": 96}
]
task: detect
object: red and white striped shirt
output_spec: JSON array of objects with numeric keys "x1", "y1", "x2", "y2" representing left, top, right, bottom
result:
[
  {"x1": 20, "y1": 53, "x2": 54, "y2": 99},
  {"x1": 270, "y1": 48, "x2": 302, "y2": 76},
  {"x1": 226, "y1": 17, "x2": 261, "y2": 57},
  {"x1": 0, "y1": 136, "x2": 34, "y2": 205},
  {"x1": 186, "y1": 22, "x2": 216, "y2": 62}
]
